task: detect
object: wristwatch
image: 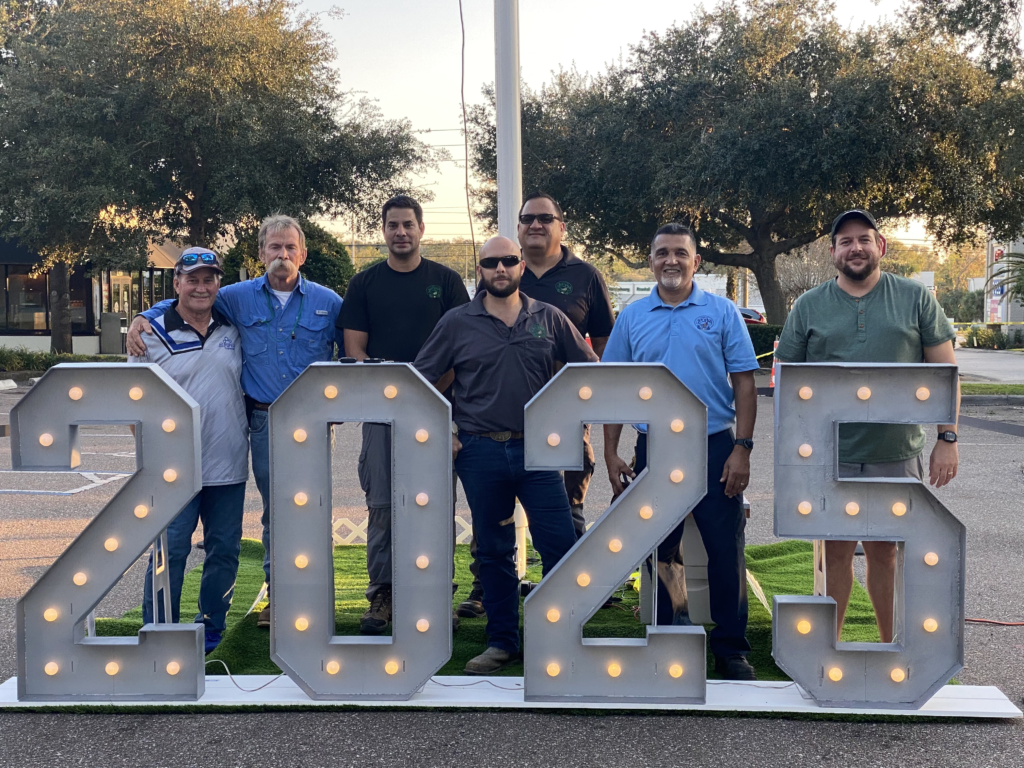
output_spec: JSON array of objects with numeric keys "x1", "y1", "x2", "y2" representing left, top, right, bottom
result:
[
  {"x1": 734, "y1": 438, "x2": 754, "y2": 451},
  {"x1": 938, "y1": 431, "x2": 958, "y2": 443}
]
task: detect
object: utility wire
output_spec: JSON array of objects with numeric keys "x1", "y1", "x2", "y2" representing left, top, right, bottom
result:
[{"x1": 458, "y1": 0, "x2": 478, "y2": 265}]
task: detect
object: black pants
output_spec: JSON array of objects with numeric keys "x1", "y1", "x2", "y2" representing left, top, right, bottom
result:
[{"x1": 636, "y1": 429, "x2": 750, "y2": 657}]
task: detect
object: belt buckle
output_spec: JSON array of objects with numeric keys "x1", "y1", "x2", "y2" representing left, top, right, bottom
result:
[{"x1": 491, "y1": 431, "x2": 512, "y2": 442}]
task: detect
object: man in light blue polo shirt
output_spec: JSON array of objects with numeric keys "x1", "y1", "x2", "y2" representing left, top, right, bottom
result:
[{"x1": 602, "y1": 222, "x2": 759, "y2": 680}]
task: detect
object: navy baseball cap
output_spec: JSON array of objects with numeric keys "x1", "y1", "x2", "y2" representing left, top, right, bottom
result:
[{"x1": 830, "y1": 210, "x2": 879, "y2": 242}]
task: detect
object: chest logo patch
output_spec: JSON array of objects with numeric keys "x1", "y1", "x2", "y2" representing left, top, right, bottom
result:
[
  {"x1": 426, "y1": 285, "x2": 442, "y2": 299},
  {"x1": 529, "y1": 323, "x2": 548, "y2": 339},
  {"x1": 218, "y1": 337, "x2": 235, "y2": 350},
  {"x1": 694, "y1": 315, "x2": 715, "y2": 331},
  {"x1": 555, "y1": 281, "x2": 573, "y2": 295}
]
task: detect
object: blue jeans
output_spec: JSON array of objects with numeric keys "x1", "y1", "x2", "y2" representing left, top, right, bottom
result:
[
  {"x1": 454, "y1": 435, "x2": 577, "y2": 654},
  {"x1": 636, "y1": 429, "x2": 750, "y2": 657},
  {"x1": 248, "y1": 409, "x2": 272, "y2": 587},
  {"x1": 142, "y1": 482, "x2": 247, "y2": 632}
]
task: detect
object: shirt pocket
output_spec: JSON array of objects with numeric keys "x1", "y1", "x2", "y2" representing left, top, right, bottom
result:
[
  {"x1": 239, "y1": 317, "x2": 270, "y2": 365},
  {"x1": 294, "y1": 314, "x2": 333, "y2": 365}
]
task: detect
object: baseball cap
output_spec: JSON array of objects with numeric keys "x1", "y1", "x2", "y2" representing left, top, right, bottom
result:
[
  {"x1": 830, "y1": 210, "x2": 878, "y2": 242},
  {"x1": 175, "y1": 247, "x2": 224, "y2": 275}
]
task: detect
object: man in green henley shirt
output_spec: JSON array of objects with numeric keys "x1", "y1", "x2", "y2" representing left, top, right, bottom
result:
[{"x1": 776, "y1": 209, "x2": 960, "y2": 643}]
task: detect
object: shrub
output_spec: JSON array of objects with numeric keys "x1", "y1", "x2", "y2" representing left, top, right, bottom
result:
[
  {"x1": 747, "y1": 324, "x2": 784, "y2": 362},
  {"x1": 0, "y1": 347, "x2": 121, "y2": 372}
]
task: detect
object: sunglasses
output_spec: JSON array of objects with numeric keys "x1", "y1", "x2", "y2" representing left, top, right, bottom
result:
[
  {"x1": 518, "y1": 213, "x2": 562, "y2": 225},
  {"x1": 180, "y1": 252, "x2": 218, "y2": 266},
  {"x1": 479, "y1": 255, "x2": 522, "y2": 269}
]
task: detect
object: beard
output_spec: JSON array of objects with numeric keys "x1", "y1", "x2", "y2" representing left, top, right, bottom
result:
[
  {"x1": 482, "y1": 271, "x2": 521, "y2": 298},
  {"x1": 836, "y1": 254, "x2": 880, "y2": 282},
  {"x1": 659, "y1": 271, "x2": 684, "y2": 290},
  {"x1": 269, "y1": 257, "x2": 297, "y2": 277}
]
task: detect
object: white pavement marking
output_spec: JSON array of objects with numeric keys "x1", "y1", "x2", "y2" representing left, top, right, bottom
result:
[{"x1": 0, "y1": 471, "x2": 130, "y2": 496}]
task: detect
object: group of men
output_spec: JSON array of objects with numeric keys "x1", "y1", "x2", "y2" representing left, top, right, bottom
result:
[{"x1": 127, "y1": 200, "x2": 959, "y2": 679}]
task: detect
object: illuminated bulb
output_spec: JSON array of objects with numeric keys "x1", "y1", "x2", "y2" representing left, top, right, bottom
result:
[
  {"x1": 162, "y1": 419, "x2": 176, "y2": 433},
  {"x1": 828, "y1": 667, "x2": 843, "y2": 682},
  {"x1": 68, "y1": 387, "x2": 83, "y2": 401},
  {"x1": 577, "y1": 573, "x2": 590, "y2": 587},
  {"x1": 416, "y1": 493, "x2": 429, "y2": 506},
  {"x1": 44, "y1": 662, "x2": 59, "y2": 676},
  {"x1": 384, "y1": 385, "x2": 398, "y2": 399},
  {"x1": 639, "y1": 505, "x2": 653, "y2": 520},
  {"x1": 924, "y1": 552, "x2": 939, "y2": 566},
  {"x1": 416, "y1": 619, "x2": 430, "y2": 633},
  {"x1": 73, "y1": 572, "x2": 87, "y2": 586},
  {"x1": 892, "y1": 502, "x2": 907, "y2": 517},
  {"x1": 326, "y1": 661, "x2": 340, "y2": 675},
  {"x1": 857, "y1": 386, "x2": 871, "y2": 401},
  {"x1": 670, "y1": 469, "x2": 684, "y2": 483},
  {"x1": 639, "y1": 386, "x2": 653, "y2": 400},
  {"x1": 607, "y1": 662, "x2": 622, "y2": 678},
  {"x1": 385, "y1": 660, "x2": 400, "y2": 675},
  {"x1": 293, "y1": 429, "x2": 307, "y2": 443},
  {"x1": 294, "y1": 617, "x2": 309, "y2": 631},
  {"x1": 39, "y1": 433, "x2": 53, "y2": 447},
  {"x1": 891, "y1": 668, "x2": 906, "y2": 683},
  {"x1": 798, "y1": 501, "x2": 813, "y2": 515},
  {"x1": 798, "y1": 386, "x2": 813, "y2": 400},
  {"x1": 129, "y1": 387, "x2": 143, "y2": 401},
  {"x1": 797, "y1": 619, "x2": 812, "y2": 635},
  {"x1": 669, "y1": 664, "x2": 683, "y2": 678},
  {"x1": 608, "y1": 539, "x2": 623, "y2": 553},
  {"x1": 166, "y1": 662, "x2": 180, "y2": 676},
  {"x1": 134, "y1": 505, "x2": 148, "y2": 519},
  {"x1": 324, "y1": 385, "x2": 338, "y2": 399},
  {"x1": 105, "y1": 662, "x2": 120, "y2": 676},
  {"x1": 845, "y1": 502, "x2": 860, "y2": 516},
  {"x1": 578, "y1": 386, "x2": 592, "y2": 400},
  {"x1": 294, "y1": 492, "x2": 308, "y2": 506},
  {"x1": 415, "y1": 429, "x2": 429, "y2": 443},
  {"x1": 546, "y1": 608, "x2": 560, "y2": 623},
  {"x1": 916, "y1": 387, "x2": 930, "y2": 401},
  {"x1": 416, "y1": 555, "x2": 429, "y2": 569},
  {"x1": 294, "y1": 555, "x2": 308, "y2": 569},
  {"x1": 547, "y1": 433, "x2": 561, "y2": 447},
  {"x1": 798, "y1": 443, "x2": 813, "y2": 458},
  {"x1": 104, "y1": 538, "x2": 118, "y2": 552},
  {"x1": 163, "y1": 469, "x2": 177, "y2": 483},
  {"x1": 923, "y1": 618, "x2": 938, "y2": 633},
  {"x1": 546, "y1": 663, "x2": 560, "y2": 677},
  {"x1": 43, "y1": 608, "x2": 59, "y2": 622},
  {"x1": 670, "y1": 419, "x2": 684, "y2": 433}
]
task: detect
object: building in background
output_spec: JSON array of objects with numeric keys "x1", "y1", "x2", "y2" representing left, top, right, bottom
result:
[{"x1": 986, "y1": 240, "x2": 1024, "y2": 323}]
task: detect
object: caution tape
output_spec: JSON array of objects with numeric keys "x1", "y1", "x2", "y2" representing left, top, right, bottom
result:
[{"x1": 756, "y1": 350, "x2": 775, "y2": 359}]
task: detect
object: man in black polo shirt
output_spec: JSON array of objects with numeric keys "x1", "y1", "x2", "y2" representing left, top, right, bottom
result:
[
  {"x1": 338, "y1": 195, "x2": 470, "y2": 635},
  {"x1": 415, "y1": 235, "x2": 598, "y2": 675}
]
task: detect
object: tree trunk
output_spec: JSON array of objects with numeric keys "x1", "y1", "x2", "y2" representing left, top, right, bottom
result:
[
  {"x1": 49, "y1": 262, "x2": 74, "y2": 354},
  {"x1": 750, "y1": 256, "x2": 789, "y2": 325},
  {"x1": 726, "y1": 268, "x2": 737, "y2": 301}
]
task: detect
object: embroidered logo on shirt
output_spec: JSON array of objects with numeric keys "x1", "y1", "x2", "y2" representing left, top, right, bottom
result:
[
  {"x1": 694, "y1": 315, "x2": 715, "y2": 331},
  {"x1": 218, "y1": 337, "x2": 235, "y2": 350},
  {"x1": 426, "y1": 285, "x2": 442, "y2": 299},
  {"x1": 315, "y1": 309, "x2": 329, "y2": 315},
  {"x1": 555, "y1": 281, "x2": 573, "y2": 295},
  {"x1": 529, "y1": 323, "x2": 548, "y2": 339}
]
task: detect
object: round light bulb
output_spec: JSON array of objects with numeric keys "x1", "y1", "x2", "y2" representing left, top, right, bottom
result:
[
  {"x1": 845, "y1": 502, "x2": 860, "y2": 516},
  {"x1": 415, "y1": 429, "x2": 429, "y2": 443},
  {"x1": 294, "y1": 617, "x2": 309, "y2": 631},
  {"x1": 166, "y1": 661, "x2": 180, "y2": 676},
  {"x1": 670, "y1": 469, "x2": 684, "y2": 483},
  {"x1": 105, "y1": 662, "x2": 120, "y2": 676},
  {"x1": 923, "y1": 618, "x2": 938, "y2": 633},
  {"x1": 577, "y1": 573, "x2": 590, "y2": 587},
  {"x1": 38, "y1": 433, "x2": 53, "y2": 447},
  {"x1": 384, "y1": 385, "x2": 398, "y2": 399},
  {"x1": 104, "y1": 538, "x2": 118, "y2": 552},
  {"x1": 638, "y1": 386, "x2": 653, "y2": 400},
  {"x1": 163, "y1": 469, "x2": 177, "y2": 483},
  {"x1": 916, "y1": 387, "x2": 930, "y2": 401},
  {"x1": 670, "y1": 419, "x2": 685, "y2": 433},
  {"x1": 43, "y1": 608, "x2": 59, "y2": 622},
  {"x1": 924, "y1": 552, "x2": 939, "y2": 566},
  {"x1": 546, "y1": 608, "x2": 560, "y2": 623},
  {"x1": 129, "y1": 387, "x2": 143, "y2": 401},
  {"x1": 547, "y1": 433, "x2": 561, "y2": 447},
  {"x1": 892, "y1": 502, "x2": 907, "y2": 517},
  {"x1": 891, "y1": 668, "x2": 906, "y2": 683},
  {"x1": 639, "y1": 505, "x2": 653, "y2": 520},
  {"x1": 546, "y1": 662, "x2": 560, "y2": 677},
  {"x1": 294, "y1": 492, "x2": 308, "y2": 506},
  {"x1": 798, "y1": 501, "x2": 813, "y2": 515},
  {"x1": 134, "y1": 504, "x2": 148, "y2": 519},
  {"x1": 293, "y1": 429, "x2": 307, "y2": 443},
  {"x1": 44, "y1": 662, "x2": 59, "y2": 676},
  {"x1": 73, "y1": 572, "x2": 87, "y2": 586},
  {"x1": 294, "y1": 555, "x2": 308, "y2": 569},
  {"x1": 326, "y1": 661, "x2": 340, "y2": 675},
  {"x1": 324, "y1": 385, "x2": 338, "y2": 399},
  {"x1": 416, "y1": 619, "x2": 430, "y2": 633},
  {"x1": 68, "y1": 387, "x2": 83, "y2": 401},
  {"x1": 798, "y1": 386, "x2": 813, "y2": 400},
  {"x1": 385, "y1": 660, "x2": 400, "y2": 675},
  {"x1": 798, "y1": 443, "x2": 813, "y2": 458},
  {"x1": 607, "y1": 662, "x2": 622, "y2": 678},
  {"x1": 857, "y1": 386, "x2": 871, "y2": 401},
  {"x1": 161, "y1": 419, "x2": 176, "y2": 433},
  {"x1": 416, "y1": 555, "x2": 429, "y2": 569},
  {"x1": 796, "y1": 619, "x2": 812, "y2": 635},
  {"x1": 669, "y1": 664, "x2": 684, "y2": 678},
  {"x1": 828, "y1": 667, "x2": 843, "y2": 682},
  {"x1": 416, "y1": 493, "x2": 429, "y2": 506},
  {"x1": 608, "y1": 539, "x2": 623, "y2": 553},
  {"x1": 578, "y1": 386, "x2": 592, "y2": 400}
]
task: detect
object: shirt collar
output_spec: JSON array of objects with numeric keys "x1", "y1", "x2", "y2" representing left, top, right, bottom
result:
[
  {"x1": 164, "y1": 300, "x2": 230, "y2": 334},
  {"x1": 648, "y1": 281, "x2": 707, "y2": 310},
  {"x1": 256, "y1": 272, "x2": 306, "y2": 295}
]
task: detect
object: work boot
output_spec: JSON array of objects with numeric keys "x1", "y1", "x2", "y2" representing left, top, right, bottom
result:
[
  {"x1": 257, "y1": 605, "x2": 271, "y2": 629},
  {"x1": 464, "y1": 646, "x2": 519, "y2": 675},
  {"x1": 360, "y1": 586, "x2": 392, "y2": 635},
  {"x1": 452, "y1": 610, "x2": 461, "y2": 632},
  {"x1": 714, "y1": 654, "x2": 757, "y2": 681},
  {"x1": 456, "y1": 586, "x2": 485, "y2": 619}
]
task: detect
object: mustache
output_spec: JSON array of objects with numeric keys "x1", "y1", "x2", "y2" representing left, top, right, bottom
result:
[{"x1": 269, "y1": 258, "x2": 297, "y2": 273}]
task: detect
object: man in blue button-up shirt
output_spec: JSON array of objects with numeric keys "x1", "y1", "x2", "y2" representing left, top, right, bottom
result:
[
  {"x1": 127, "y1": 216, "x2": 342, "y2": 627},
  {"x1": 602, "y1": 222, "x2": 759, "y2": 681}
]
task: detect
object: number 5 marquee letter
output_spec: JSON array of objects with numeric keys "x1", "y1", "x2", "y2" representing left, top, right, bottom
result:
[
  {"x1": 13, "y1": 364, "x2": 205, "y2": 701},
  {"x1": 773, "y1": 363, "x2": 964, "y2": 708},
  {"x1": 523, "y1": 364, "x2": 708, "y2": 703}
]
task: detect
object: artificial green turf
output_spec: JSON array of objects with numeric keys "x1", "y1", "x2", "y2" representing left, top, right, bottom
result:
[{"x1": 97, "y1": 538, "x2": 880, "y2": 682}]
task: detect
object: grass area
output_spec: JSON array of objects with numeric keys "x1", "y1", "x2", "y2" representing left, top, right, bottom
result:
[
  {"x1": 97, "y1": 539, "x2": 879, "y2": 682},
  {"x1": 960, "y1": 383, "x2": 1024, "y2": 395}
]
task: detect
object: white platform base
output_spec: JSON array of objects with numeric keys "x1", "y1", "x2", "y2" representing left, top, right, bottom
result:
[{"x1": 0, "y1": 676, "x2": 1019, "y2": 717}]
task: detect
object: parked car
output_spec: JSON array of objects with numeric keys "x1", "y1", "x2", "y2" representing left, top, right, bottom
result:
[{"x1": 739, "y1": 307, "x2": 767, "y2": 325}]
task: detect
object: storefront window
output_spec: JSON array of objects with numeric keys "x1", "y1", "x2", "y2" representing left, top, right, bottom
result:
[
  {"x1": 7, "y1": 266, "x2": 48, "y2": 331},
  {"x1": 69, "y1": 266, "x2": 91, "y2": 332}
]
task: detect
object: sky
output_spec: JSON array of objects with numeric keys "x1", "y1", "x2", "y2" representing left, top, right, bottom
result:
[{"x1": 304, "y1": 0, "x2": 922, "y2": 242}]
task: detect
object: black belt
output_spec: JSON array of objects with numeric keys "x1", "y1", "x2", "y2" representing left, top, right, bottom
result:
[
  {"x1": 245, "y1": 395, "x2": 272, "y2": 412},
  {"x1": 462, "y1": 430, "x2": 524, "y2": 442}
]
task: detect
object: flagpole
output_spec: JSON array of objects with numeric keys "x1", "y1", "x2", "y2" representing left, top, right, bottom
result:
[{"x1": 494, "y1": 0, "x2": 523, "y2": 240}]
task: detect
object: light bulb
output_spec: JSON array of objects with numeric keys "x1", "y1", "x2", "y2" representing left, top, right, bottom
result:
[
  {"x1": 295, "y1": 617, "x2": 309, "y2": 631},
  {"x1": 105, "y1": 662, "x2": 120, "y2": 676},
  {"x1": 892, "y1": 502, "x2": 907, "y2": 516},
  {"x1": 326, "y1": 661, "x2": 340, "y2": 675},
  {"x1": 607, "y1": 662, "x2": 622, "y2": 678},
  {"x1": 324, "y1": 385, "x2": 338, "y2": 399},
  {"x1": 385, "y1": 660, "x2": 400, "y2": 675},
  {"x1": 163, "y1": 469, "x2": 177, "y2": 482},
  {"x1": 104, "y1": 538, "x2": 118, "y2": 552},
  {"x1": 798, "y1": 501, "x2": 812, "y2": 515},
  {"x1": 415, "y1": 493, "x2": 429, "y2": 506},
  {"x1": 891, "y1": 668, "x2": 906, "y2": 683},
  {"x1": 546, "y1": 608, "x2": 560, "y2": 623},
  {"x1": 857, "y1": 386, "x2": 871, "y2": 401},
  {"x1": 547, "y1": 433, "x2": 561, "y2": 447},
  {"x1": 916, "y1": 387, "x2": 930, "y2": 401},
  {"x1": 669, "y1": 664, "x2": 684, "y2": 678},
  {"x1": 639, "y1": 386, "x2": 652, "y2": 400},
  {"x1": 845, "y1": 502, "x2": 860, "y2": 516},
  {"x1": 293, "y1": 429, "x2": 307, "y2": 443},
  {"x1": 68, "y1": 387, "x2": 83, "y2": 401},
  {"x1": 294, "y1": 555, "x2": 308, "y2": 569},
  {"x1": 416, "y1": 619, "x2": 429, "y2": 633},
  {"x1": 924, "y1": 552, "x2": 939, "y2": 566},
  {"x1": 798, "y1": 386, "x2": 813, "y2": 400},
  {"x1": 670, "y1": 419, "x2": 685, "y2": 433},
  {"x1": 38, "y1": 433, "x2": 53, "y2": 447},
  {"x1": 162, "y1": 419, "x2": 176, "y2": 433},
  {"x1": 798, "y1": 443, "x2": 813, "y2": 458},
  {"x1": 796, "y1": 620, "x2": 812, "y2": 635},
  {"x1": 546, "y1": 663, "x2": 560, "y2": 677},
  {"x1": 578, "y1": 386, "x2": 592, "y2": 400},
  {"x1": 639, "y1": 505, "x2": 653, "y2": 520},
  {"x1": 43, "y1": 608, "x2": 58, "y2": 622},
  {"x1": 384, "y1": 385, "x2": 398, "y2": 399},
  {"x1": 73, "y1": 572, "x2": 87, "y2": 586},
  {"x1": 129, "y1": 387, "x2": 143, "y2": 401},
  {"x1": 134, "y1": 505, "x2": 148, "y2": 519},
  {"x1": 166, "y1": 661, "x2": 180, "y2": 676},
  {"x1": 923, "y1": 618, "x2": 938, "y2": 632},
  {"x1": 416, "y1": 555, "x2": 429, "y2": 569},
  {"x1": 670, "y1": 469, "x2": 684, "y2": 483},
  {"x1": 44, "y1": 662, "x2": 59, "y2": 676},
  {"x1": 608, "y1": 539, "x2": 622, "y2": 553},
  {"x1": 415, "y1": 429, "x2": 429, "y2": 443},
  {"x1": 294, "y1": 492, "x2": 308, "y2": 506},
  {"x1": 577, "y1": 573, "x2": 590, "y2": 587},
  {"x1": 828, "y1": 667, "x2": 843, "y2": 682}
]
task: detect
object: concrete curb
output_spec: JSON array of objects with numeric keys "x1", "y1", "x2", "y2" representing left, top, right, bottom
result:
[
  {"x1": 0, "y1": 380, "x2": 16, "y2": 391},
  {"x1": 960, "y1": 395, "x2": 1024, "y2": 406}
]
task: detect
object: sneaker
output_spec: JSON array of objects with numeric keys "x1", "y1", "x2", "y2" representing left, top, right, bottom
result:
[
  {"x1": 360, "y1": 586, "x2": 393, "y2": 635},
  {"x1": 464, "y1": 646, "x2": 519, "y2": 675},
  {"x1": 714, "y1": 654, "x2": 757, "y2": 681},
  {"x1": 257, "y1": 605, "x2": 271, "y2": 629},
  {"x1": 204, "y1": 629, "x2": 222, "y2": 654},
  {"x1": 456, "y1": 587, "x2": 485, "y2": 619}
]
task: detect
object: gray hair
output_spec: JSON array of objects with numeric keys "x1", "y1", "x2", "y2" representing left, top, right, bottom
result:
[{"x1": 258, "y1": 214, "x2": 305, "y2": 252}]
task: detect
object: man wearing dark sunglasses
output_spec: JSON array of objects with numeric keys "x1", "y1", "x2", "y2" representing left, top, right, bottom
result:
[{"x1": 414, "y1": 236, "x2": 599, "y2": 675}]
